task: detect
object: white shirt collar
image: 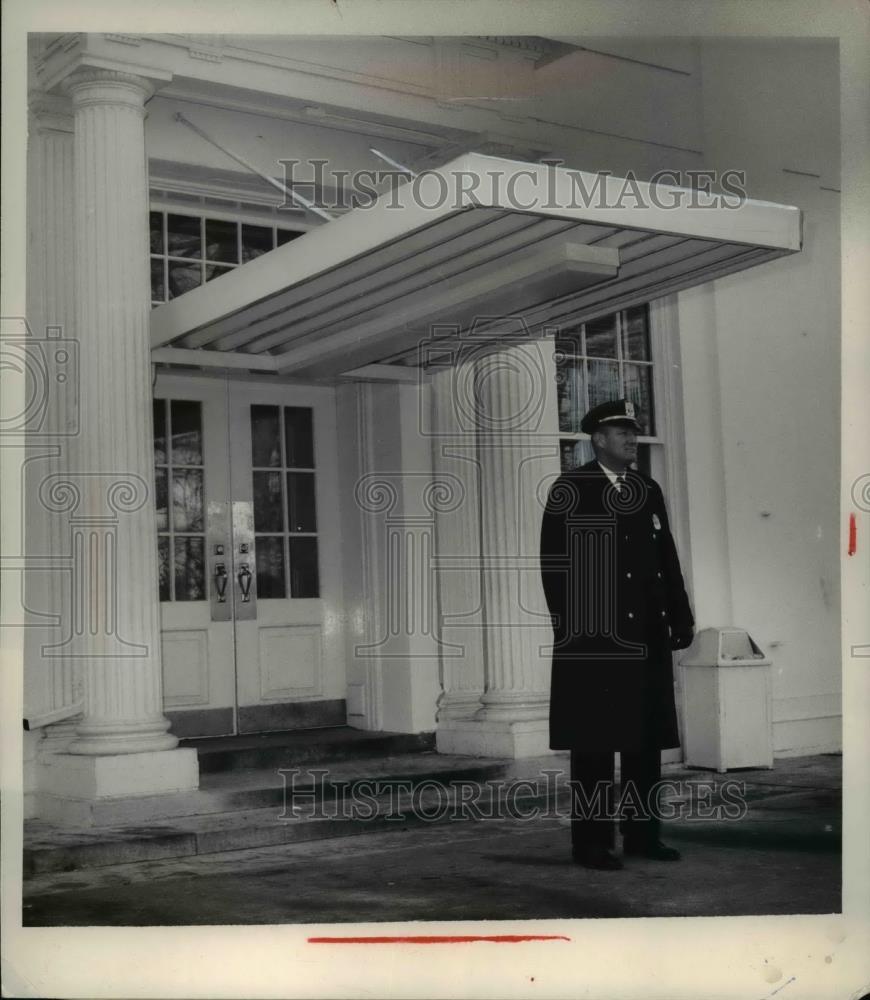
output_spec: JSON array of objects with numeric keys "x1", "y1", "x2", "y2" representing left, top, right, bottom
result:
[{"x1": 597, "y1": 461, "x2": 628, "y2": 487}]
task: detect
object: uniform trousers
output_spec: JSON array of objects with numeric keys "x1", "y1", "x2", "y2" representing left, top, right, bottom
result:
[
  {"x1": 569, "y1": 744, "x2": 662, "y2": 850},
  {"x1": 568, "y1": 637, "x2": 666, "y2": 851}
]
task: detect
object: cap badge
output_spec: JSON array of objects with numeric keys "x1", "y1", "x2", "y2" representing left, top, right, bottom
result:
[{"x1": 625, "y1": 401, "x2": 636, "y2": 418}]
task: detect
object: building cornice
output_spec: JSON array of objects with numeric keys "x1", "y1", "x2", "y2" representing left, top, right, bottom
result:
[
  {"x1": 30, "y1": 33, "x2": 702, "y2": 173},
  {"x1": 28, "y1": 90, "x2": 74, "y2": 133},
  {"x1": 34, "y1": 33, "x2": 173, "y2": 95}
]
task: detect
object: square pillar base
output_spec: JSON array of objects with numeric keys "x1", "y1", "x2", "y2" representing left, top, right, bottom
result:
[
  {"x1": 23, "y1": 730, "x2": 43, "y2": 820},
  {"x1": 37, "y1": 748, "x2": 199, "y2": 826},
  {"x1": 436, "y1": 718, "x2": 556, "y2": 759}
]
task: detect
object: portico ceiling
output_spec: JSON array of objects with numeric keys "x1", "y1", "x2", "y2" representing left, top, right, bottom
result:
[{"x1": 150, "y1": 153, "x2": 802, "y2": 381}]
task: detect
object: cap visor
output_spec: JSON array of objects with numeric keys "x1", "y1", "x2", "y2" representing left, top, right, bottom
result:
[{"x1": 597, "y1": 416, "x2": 642, "y2": 431}]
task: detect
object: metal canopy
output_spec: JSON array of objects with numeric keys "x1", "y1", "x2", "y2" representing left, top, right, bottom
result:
[{"x1": 150, "y1": 153, "x2": 802, "y2": 380}]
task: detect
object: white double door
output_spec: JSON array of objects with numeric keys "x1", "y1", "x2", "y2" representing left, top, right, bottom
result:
[{"x1": 154, "y1": 373, "x2": 344, "y2": 737}]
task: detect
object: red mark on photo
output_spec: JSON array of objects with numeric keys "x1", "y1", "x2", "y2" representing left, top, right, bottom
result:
[
  {"x1": 848, "y1": 512, "x2": 857, "y2": 555},
  {"x1": 308, "y1": 934, "x2": 571, "y2": 944}
]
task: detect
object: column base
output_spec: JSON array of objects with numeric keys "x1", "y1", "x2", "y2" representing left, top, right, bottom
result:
[
  {"x1": 436, "y1": 691, "x2": 484, "y2": 722},
  {"x1": 67, "y1": 718, "x2": 179, "y2": 756},
  {"x1": 474, "y1": 690, "x2": 550, "y2": 723},
  {"x1": 23, "y1": 730, "x2": 42, "y2": 820},
  {"x1": 37, "y1": 748, "x2": 199, "y2": 826},
  {"x1": 436, "y1": 717, "x2": 557, "y2": 759}
]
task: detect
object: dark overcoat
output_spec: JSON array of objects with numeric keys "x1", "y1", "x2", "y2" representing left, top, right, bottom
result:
[{"x1": 539, "y1": 460, "x2": 694, "y2": 752}]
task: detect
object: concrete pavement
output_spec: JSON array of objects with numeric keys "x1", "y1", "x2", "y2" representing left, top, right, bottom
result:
[{"x1": 22, "y1": 754, "x2": 840, "y2": 925}]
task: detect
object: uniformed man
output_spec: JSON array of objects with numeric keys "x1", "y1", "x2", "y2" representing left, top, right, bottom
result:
[{"x1": 540, "y1": 398, "x2": 695, "y2": 870}]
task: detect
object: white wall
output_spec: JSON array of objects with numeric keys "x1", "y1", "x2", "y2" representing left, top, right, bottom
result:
[{"x1": 678, "y1": 40, "x2": 841, "y2": 755}]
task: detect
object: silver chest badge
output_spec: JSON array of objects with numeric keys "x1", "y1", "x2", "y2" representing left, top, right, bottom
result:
[{"x1": 652, "y1": 513, "x2": 662, "y2": 530}]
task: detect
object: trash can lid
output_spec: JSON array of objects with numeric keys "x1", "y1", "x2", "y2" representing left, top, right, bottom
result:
[{"x1": 679, "y1": 626, "x2": 772, "y2": 667}]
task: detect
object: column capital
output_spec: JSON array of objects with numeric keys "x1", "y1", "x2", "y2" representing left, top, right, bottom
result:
[
  {"x1": 62, "y1": 68, "x2": 155, "y2": 110},
  {"x1": 28, "y1": 90, "x2": 74, "y2": 134},
  {"x1": 475, "y1": 340, "x2": 557, "y2": 436}
]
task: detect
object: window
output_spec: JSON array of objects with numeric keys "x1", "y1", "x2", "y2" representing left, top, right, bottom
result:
[
  {"x1": 154, "y1": 399, "x2": 206, "y2": 601},
  {"x1": 555, "y1": 304, "x2": 655, "y2": 473},
  {"x1": 150, "y1": 211, "x2": 304, "y2": 306},
  {"x1": 250, "y1": 404, "x2": 320, "y2": 599}
]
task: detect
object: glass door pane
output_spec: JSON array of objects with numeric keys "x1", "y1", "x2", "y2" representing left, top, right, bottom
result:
[
  {"x1": 153, "y1": 374, "x2": 235, "y2": 739},
  {"x1": 229, "y1": 381, "x2": 341, "y2": 734},
  {"x1": 153, "y1": 398, "x2": 207, "y2": 602},
  {"x1": 249, "y1": 403, "x2": 320, "y2": 600}
]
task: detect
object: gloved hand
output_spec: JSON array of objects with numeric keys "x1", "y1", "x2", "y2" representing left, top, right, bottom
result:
[{"x1": 669, "y1": 630, "x2": 694, "y2": 651}]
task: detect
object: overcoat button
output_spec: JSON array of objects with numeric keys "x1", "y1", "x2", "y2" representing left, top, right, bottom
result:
[
  {"x1": 661, "y1": 611, "x2": 667, "y2": 617},
  {"x1": 627, "y1": 612, "x2": 634, "y2": 619},
  {"x1": 626, "y1": 572, "x2": 632, "y2": 578},
  {"x1": 657, "y1": 572, "x2": 662, "y2": 578}
]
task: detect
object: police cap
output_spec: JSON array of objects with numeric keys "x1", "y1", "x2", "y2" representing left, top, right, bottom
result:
[{"x1": 580, "y1": 398, "x2": 642, "y2": 434}]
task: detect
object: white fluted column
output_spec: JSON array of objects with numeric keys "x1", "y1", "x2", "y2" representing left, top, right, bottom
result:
[
  {"x1": 60, "y1": 69, "x2": 178, "y2": 757},
  {"x1": 430, "y1": 365, "x2": 485, "y2": 732},
  {"x1": 24, "y1": 93, "x2": 81, "y2": 728},
  {"x1": 476, "y1": 342, "x2": 560, "y2": 723},
  {"x1": 34, "y1": 68, "x2": 198, "y2": 824},
  {"x1": 435, "y1": 340, "x2": 562, "y2": 758}
]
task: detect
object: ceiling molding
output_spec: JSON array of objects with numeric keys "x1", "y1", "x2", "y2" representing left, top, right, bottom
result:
[
  {"x1": 149, "y1": 157, "x2": 289, "y2": 203},
  {"x1": 477, "y1": 36, "x2": 550, "y2": 56},
  {"x1": 151, "y1": 347, "x2": 278, "y2": 372},
  {"x1": 337, "y1": 364, "x2": 424, "y2": 383},
  {"x1": 153, "y1": 86, "x2": 464, "y2": 149}
]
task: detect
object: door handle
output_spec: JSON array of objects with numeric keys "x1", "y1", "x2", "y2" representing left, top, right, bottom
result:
[
  {"x1": 230, "y1": 501, "x2": 257, "y2": 621},
  {"x1": 237, "y1": 563, "x2": 253, "y2": 603},
  {"x1": 214, "y1": 563, "x2": 229, "y2": 603},
  {"x1": 207, "y1": 502, "x2": 232, "y2": 622}
]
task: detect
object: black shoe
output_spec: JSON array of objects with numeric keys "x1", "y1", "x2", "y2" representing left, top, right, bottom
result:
[
  {"x1": 623, "y1": 839, "x2": 681, "y2": 861},
  {"x1": 572, "y1": 845, "x2": 624, "y2": 870}
]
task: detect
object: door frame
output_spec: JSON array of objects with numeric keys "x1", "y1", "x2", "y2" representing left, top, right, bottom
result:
[{"x1": 152, "y1": 371, "x2": 347, "y2": 738}]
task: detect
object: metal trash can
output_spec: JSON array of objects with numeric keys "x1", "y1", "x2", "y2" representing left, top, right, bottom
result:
[{"x1": 679, "y1": 627, "x2": 773, "y2": 772}]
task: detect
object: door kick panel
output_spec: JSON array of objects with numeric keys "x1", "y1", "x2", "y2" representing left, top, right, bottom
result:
[
  {"x1": 207, "y1": 500, "x2": 232, "y2": 622},
  {"x1": 232, "y1": 500, "x2": 257, "y2": 620}
]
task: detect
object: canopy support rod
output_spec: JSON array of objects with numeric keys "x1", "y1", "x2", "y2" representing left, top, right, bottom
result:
[
  {"x1": 369, "y1": 147, "x2": 417, "y2": 177},
  {"x1": 173, "y1": 112, "x2": 335, "y2": 222}
]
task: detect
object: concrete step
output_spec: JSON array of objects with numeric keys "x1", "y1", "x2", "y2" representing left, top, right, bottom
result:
[
  {"x1": 36, "y1": 752, "x2": 505, "y2": 828},
  {"x1": 24, "y1": 753, "x2": 530, "y2": 875},
  {"x1": 27, "y1": 751, "x2": 829, "y2": 878},
  {"x1": 182, "y1": 727, "x2": 436, "y2": 774}
]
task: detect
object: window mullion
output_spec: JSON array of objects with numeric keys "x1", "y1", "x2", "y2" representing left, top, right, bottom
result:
[
  {"x1": 616, "y1": 309, "x2": 625, "y2": 392},
  {"x1": 166, "y1": 398, "x2": 175, "y2": 602},
  {"x1": 162, "y1": 214, "x2": 168, "y2": 304},
  {"x1": 199, "y1": 217, "x2": 206, "y2": 286},
  {"x1": 279, "y1": 406, "x2": 290, "y2": 598},
  {"x1": 580, "y1": 322, "x2": 590, "y2": 415}
]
